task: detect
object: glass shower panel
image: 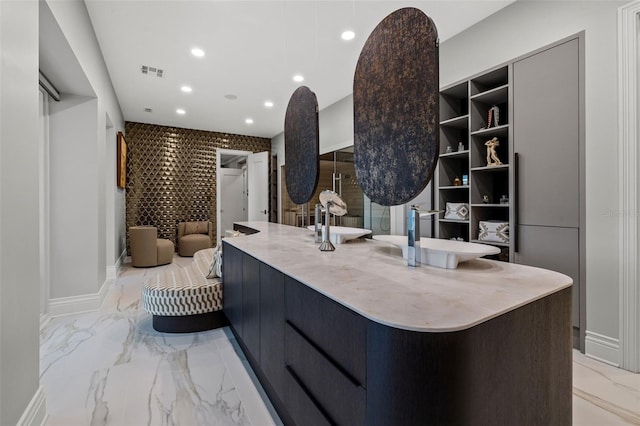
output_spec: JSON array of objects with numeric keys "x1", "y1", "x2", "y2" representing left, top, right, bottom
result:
[{"x1": 363, "y1": 195, "x2": 391, "y2": 235}]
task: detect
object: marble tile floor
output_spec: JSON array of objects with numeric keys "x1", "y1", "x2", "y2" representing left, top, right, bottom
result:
[
  {"x1": 40, "y1": 255, "x2": 282, "y2": 426},
  {"x1": 40, "y1": 255, "x2": 640, "y2": 426}
]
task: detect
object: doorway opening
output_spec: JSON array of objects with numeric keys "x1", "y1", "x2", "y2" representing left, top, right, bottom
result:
[{"x1": 216, "y1": 149, "x2": 270, "y2": 244}]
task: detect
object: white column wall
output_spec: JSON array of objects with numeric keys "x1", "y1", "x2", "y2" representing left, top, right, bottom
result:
[
  {"x1": 49, "y1": 96, "x2": 101, "y2": 298},
  {"x1": 45, "y1": 0, "x2": 125, "y2": 284},
  {"x1": 438, "y1": 0, "x2": 625, "y2": 361},
  {"x1": 0, "y1": 0, "x2": 43, "y2": 424}
]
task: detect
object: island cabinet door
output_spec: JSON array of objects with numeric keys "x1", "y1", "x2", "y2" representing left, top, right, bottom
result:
[
  {"x1": 242, "y1": 253, "x2": 261, "y2": 362},
  {"x1": 284, "y1": 277, "x2": 367, "y2": 426},
  {"x1": 222, "y1": 242, "x2": 243, "y2": 338},
  {"x1": 259, "y1": 262, "x2": 285, "y2": 403}
]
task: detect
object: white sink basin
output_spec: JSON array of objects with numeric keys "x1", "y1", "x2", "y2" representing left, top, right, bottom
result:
[
  {"x1": 372, "y1": 235, "x2": 501, "y2": 269},
  {"x1": 307, "y1": 225, "x2": 372, "y2": 245}
]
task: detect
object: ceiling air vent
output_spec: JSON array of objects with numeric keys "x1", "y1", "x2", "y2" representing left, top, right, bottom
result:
[
  {"x1": 140, "y1": 65, "x2": 164, "y2": 78},
  {"x1": 144, "y1": 108, "x2": 153, "y2": 113}
]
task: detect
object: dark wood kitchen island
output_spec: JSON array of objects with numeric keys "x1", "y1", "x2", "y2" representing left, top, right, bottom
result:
[{"x1": 223, "y1": 222, "x2": 573, "y2": 426}]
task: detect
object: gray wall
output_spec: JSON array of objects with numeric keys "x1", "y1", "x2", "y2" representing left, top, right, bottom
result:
[
  {"x1": 439, "y1": 0, "x2": 624, "y2": 358},
  {"x1": 0, "y1": 1, "x2": 42, "y2": 423}
]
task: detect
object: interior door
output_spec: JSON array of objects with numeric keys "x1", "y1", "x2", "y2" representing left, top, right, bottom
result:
[
  {"x1": 248, "y1": 151, "x2": 269, "y2": 222},
  {"x1": 220, "y1": 168, "x2": 246, "y2": 234}
]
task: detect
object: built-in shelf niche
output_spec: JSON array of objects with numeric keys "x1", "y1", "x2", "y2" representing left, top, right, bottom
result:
[{"x1": 437, "y1": 65, "x2": 512, "y2": 257}]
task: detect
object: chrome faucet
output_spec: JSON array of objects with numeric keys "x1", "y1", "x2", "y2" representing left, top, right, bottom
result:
[
  {"x1": 407, "y1": 204, "x2": 421, "y2": 267},
  {"x1": 314, "y1": 203, "x2": 324, "y2": 243},
  {"x1": 319, "y1": 201, "x2": 335, "y2": 251}
]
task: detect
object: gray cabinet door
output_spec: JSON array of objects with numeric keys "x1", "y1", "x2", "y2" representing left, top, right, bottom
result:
[
  {"x1": 515, "y1": 225, "x2": 579, "y2": 328},
  {"x1": 513, "y1": 38, "x2": 580, "y2": 228}
]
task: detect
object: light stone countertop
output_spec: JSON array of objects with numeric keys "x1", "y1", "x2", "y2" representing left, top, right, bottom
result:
[{"x1": 224, "y1": 222, "x2": 572, "y2": 333}]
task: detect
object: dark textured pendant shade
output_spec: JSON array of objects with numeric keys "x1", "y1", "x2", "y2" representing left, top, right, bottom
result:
[
  {"x1": 353, "y1": 7, "x2": 439, "y2": 206},
  {"x1": 284, "y1": 86, "x2": 320, "y2": 205}
]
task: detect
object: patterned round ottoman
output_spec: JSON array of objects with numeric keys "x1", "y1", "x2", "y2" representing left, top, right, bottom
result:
[{"x1": 142, "y1": 248, "x2": 225, "y2": 332}]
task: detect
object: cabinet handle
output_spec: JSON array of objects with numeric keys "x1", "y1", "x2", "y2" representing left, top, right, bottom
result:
[
  {"x1": 514, "y1": 152, "x2": 520, "y2": 253},
  {"x1": 285, "y1": 320, "x2": 362, "y2": 388},
  {"x1": 285, "y1": 365, "x2": 337, "y2": 426}
]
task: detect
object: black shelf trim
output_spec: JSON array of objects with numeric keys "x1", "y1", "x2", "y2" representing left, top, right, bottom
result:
[
  {"x1": 439, "y1": 150, "x2": 469, "y2": 158},
  {"x1": 470, "y1": 239, "x2": 510, "y2": 248},
  {"x1": 470, "y1": 83, "x2": 509, "y2": 102},
  {"x1": 439, "y1": 185, "x2": 470, "y2": 190},
  {"x1": 470, "y1": 124, "x2": 509, "y2": 136},
  {"x1": 470, "y1": 164, "x2": 510, "y2": 172},
  {"x1": 439, "y1": 219, "x2": 470, "y2": 224}
]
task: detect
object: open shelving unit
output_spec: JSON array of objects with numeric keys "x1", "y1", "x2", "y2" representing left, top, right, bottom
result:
[{"x1": 436, "y1": 65, "x2": 512, "y2": 261}]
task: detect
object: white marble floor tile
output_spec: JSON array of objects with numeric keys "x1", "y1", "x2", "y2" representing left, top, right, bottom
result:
[
  {"x1": 41, "y1": 257, "x2": 280, "y2": 426},
  {"x1": 572, "y1": 351, "x2": 640, "y2": 425}
]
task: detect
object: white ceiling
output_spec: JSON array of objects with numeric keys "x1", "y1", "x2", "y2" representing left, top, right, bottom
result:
[{"x1": 85, "y1": 1, "x2": 514, "y2": 139}]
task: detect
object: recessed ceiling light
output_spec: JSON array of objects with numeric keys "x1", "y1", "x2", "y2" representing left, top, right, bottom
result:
[
  {"x1": 293, "y1": 74, "x2": 304, "y2": 83},
  {"x1": 264, "y1": 101, "x2": 274, "y2": 108},
  {"x1": 224, "y1": 94, "x2": 238, "y2": 100},
  {"x1": 245, "y1": 118, "x2": 254, "y2": 124},
  {"x1": 176, "y1": 108, "x2": 186, "y2": 115},
  {"x1": 341, "y1": 30, "x2": 356, "y2": 41},
  {"x1": 181, "y1": 86, "x2": 192, "y2": 93},
  {"x1": 191, "y1": 48, "x2": 205, "y2": 58}
]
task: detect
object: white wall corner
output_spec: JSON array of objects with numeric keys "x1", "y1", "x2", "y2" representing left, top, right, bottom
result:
[
  {"x1": 585, "y1": 331, "x2": 621, "y2": 368},
  {"x1": 618, "y1": 0, "x2": 640, "y2": 373},
  {"x1": 16, "y1": 385, "x2": 47, "y2": 426},
  {"x1": 48, "y1": 277, "x2": 110, "y2": 317},
  {"x1": 106, "y1": 248, "x2": 126, "y2": 280}
]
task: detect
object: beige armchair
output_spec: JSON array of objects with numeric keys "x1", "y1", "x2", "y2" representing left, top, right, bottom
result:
[
  {"x1": 178, "y1": 221, "x2": 213, "y2": 257},
  {"x1": 129, "y1": 226, "x2": 174, "y2": 267}
]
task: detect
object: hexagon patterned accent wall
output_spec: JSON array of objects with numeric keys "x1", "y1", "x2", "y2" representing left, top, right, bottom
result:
[{"x1": 124, "y1": 122, "x2": 271, "y2": 253}]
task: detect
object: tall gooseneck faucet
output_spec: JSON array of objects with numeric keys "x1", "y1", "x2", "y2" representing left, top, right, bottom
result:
[
  {"x1": 319, "y1": 201, "x2": 335, "y2": 252},
  {"x1": 407, "y1": 204, "x2": 421, "y2": 267},
  {"x1": 314, "y1": 203, "x2": 324, "y2": 243}
]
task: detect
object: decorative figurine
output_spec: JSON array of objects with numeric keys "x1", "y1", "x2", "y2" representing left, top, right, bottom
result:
[
  {"x1": 453, "y1": 176, "x2": 462, "y2": 186},
  {"x1": 445, "y1": 146, "x2": 453, "y2": 154},
  {"x1": 500, "y1": 195, "x2": 509, "y2": 205},
  {"x1": 458, "y1": 141, "x2": 465, "y2": 151},
  {"x1": 485, "y1": 137, "x2": 503, "y2": 166},
  {"x1": 482, "y1": 195, "x2": 490, "y2": 204},
  {"x1": 487, "y1": 105, "x2": 500, "y2": 128}
]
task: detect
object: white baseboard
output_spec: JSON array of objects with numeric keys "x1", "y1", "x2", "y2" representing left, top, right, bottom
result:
[
  {"x1": 17, "y1": 385, "x2": 47, "y2": 426},
  {"x1": 106, "y1": 249, "x2": 127, "y2": 280},
  {"x1": 48, "y1": 277, "x2": 111, "y2": 317},
  {"x1": 585, "y1": 331, "x2": 621, "y2": 367}
]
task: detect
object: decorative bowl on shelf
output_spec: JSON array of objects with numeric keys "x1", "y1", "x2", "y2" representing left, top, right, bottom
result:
[{"x1": 372, "y1": 235, "x2": 500, "y2": 269}]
